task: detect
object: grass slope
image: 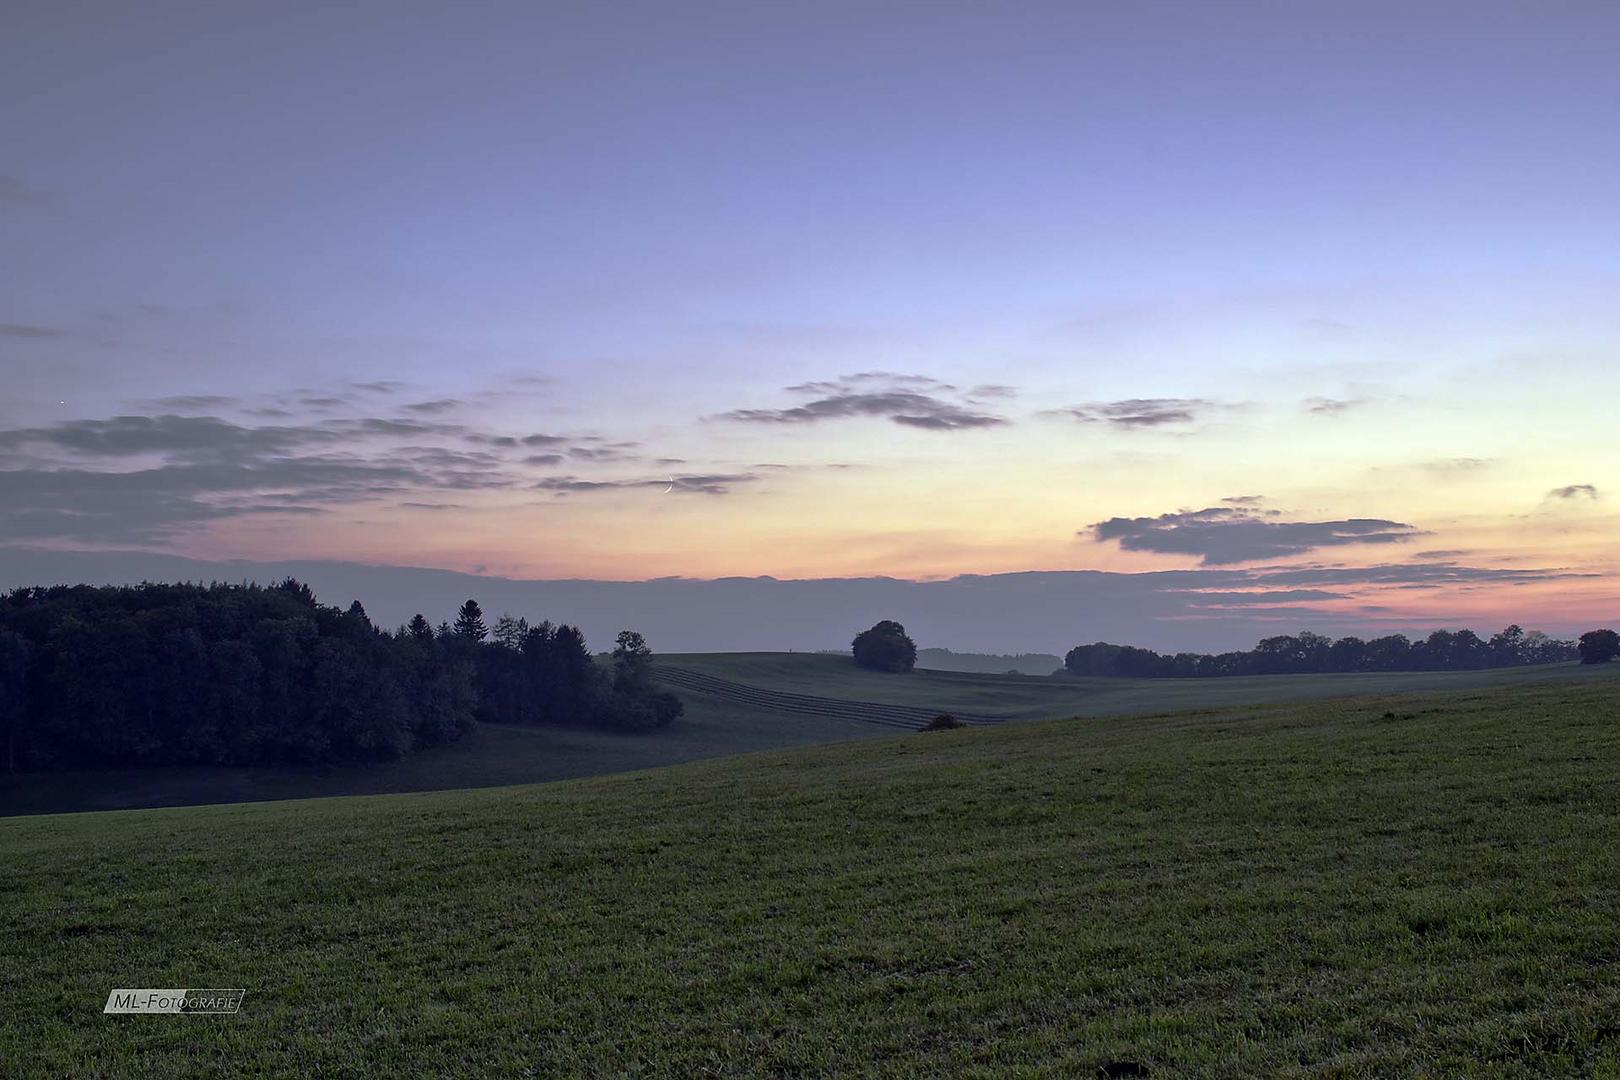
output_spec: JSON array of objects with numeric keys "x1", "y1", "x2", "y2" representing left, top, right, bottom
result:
[
  {"x1": 669, "y1": 652, "x2": 1619, "y2": 720},
  {"x1": 7, "y1": 656, "x2": 1608, "y2": 817},
  {"x1": 5, "y1": 674, "x2": 1620, "y2": 1076},
  {"x1": 0, "y1": 693, "x2": 894, "y2": 817}
]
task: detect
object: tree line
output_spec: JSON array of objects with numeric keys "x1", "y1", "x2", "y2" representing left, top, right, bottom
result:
[
  {"x1": 0, "y1": 580, "x2": 680, "y2": 773},
  {"x1": 1064, "y1": 625, "x2": 1618, "y2": 679}
]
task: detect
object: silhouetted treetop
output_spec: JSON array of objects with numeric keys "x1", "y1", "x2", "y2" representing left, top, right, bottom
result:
[
  {"x1": 0, "y1": 581, "x2": 684, "y2": 773},
  {"x1": 1064, "y1": 625, "x2": 1583, "y2": 679},
  {"x1": 453, "y1": 599, "x2": 488, "y2": 642},
  {"x1": 852, "y1": 620, "x2": 917, "y2": 673},
  {"x1": 1578, "y1": 629, "x2": 1619, "y2": 665}
]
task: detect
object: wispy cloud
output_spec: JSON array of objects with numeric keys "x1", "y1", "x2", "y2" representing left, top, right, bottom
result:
[
  {"x1": 151, "y1": 395, "x2": 239, "y2": 409},
  {"x1": 403, "y1": 398, "x2": 462, "y2": 414},
  {"x1": 716, "y1": 373, "x2": 1006, "y2": 431},
  {"x1": 1087, "y1": 505, "x2": 1423, "y2": 565},
  {"x1": 1420, "y1": 457, "x2": 1493, "y2": 475},
  {"x1": 0, "y1": 322, "x2": 66, "y2": 339},
  {"x1": 1548, "y1": 483, "x2": 1600, "y2": 500},
  {"x1": 1048, "y1": 398, "x2": 1217, "y2": 429},
  {"x1": 0, "y1": 174, "x2": 50, "y2": 209},
  {"x1": 1304, "y1": 396, "x2": 1365, "y2": 416},
  {"x1": 536, "y1": 472, "x2": 758, "y2": 496}
]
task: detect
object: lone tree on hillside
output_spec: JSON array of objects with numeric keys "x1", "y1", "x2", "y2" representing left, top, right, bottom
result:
[
  {"x1": 453, "y1": 599, "x2": 488, "y2": 642},
  {"x1": 605, "y1": 629, "x2": 683, "y2": 732},
  {"x1": 1578, "y1": 629, "x2": 1620, "y2": 665},
  {"x1": 852, "y1": 619, "x2": 917, "y2": 673},
  {"x1": 613, "y1": 630, "x2": 653, "y2": 673}
]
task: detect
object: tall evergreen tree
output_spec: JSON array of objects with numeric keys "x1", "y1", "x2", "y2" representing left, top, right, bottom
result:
[{"x1": 453, "y1": 600, "x2": 488, "y2": 642}]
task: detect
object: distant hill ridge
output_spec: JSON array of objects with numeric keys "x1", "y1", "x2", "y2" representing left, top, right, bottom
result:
[{"x1": 915, "y1": 648, "x2": 1062, "y2": 676}]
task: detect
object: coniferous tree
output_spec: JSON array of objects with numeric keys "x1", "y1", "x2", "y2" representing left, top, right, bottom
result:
[
  {"x1": 0, "y1": 581, "x2": 477, "y2": 771},
  {"x1": 453, "y1": 599, "x2": 488, "y2": 642}
]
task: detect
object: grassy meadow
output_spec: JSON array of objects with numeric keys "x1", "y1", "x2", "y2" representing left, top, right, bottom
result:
[
  {"x1": 5, "y1": 670, "x2": 1620, "y2": 1076},
  {"x1": 5, "y1": 654, "x2": 1610, "y2": 816},
  {"x1": 668, "y1": 651, "x2": 1620, "y2": 719}
]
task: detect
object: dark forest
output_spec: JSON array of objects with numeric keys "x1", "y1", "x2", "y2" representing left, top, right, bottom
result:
[{"x1": 0, "y1": 580, "x2": 680, "y2": 772}]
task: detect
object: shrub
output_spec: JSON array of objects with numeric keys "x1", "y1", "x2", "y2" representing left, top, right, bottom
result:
[{"x1": 922, "y1": 713, "x2": 965, "y2": 731}]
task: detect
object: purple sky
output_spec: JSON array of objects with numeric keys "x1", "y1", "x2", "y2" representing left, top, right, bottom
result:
[{"x1": 2, "y1": 2, "x2": 1617, "y2": 649}]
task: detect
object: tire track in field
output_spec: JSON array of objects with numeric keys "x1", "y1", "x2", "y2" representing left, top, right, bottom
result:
[{"x1": 651, "y1": 666, "x2": 1004, "y2": 731}]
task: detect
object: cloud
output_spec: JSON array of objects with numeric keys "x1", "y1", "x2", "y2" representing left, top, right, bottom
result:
[
  {"x1": 1548, "y1": 484, "x2": 1599, "y2": 500},
  {"x1": 1304, "y1": 396, "x2": 1364, "y2": 416},
  {"x1": 403, "y1": 398, "x2": 461, "y2": 414},
  {"x1": 1222, "y1": 495, "x2": 1265, "y2": 506},
  {"x1": 785, "y1": 371, "x2": 955, "y2": 395},
  {"x1": 0, "y1": 415, "x2": 344, "y2": 460},
  {"x1": 464, "y1": 433, "x2": 568, "y2": 448},
  {"x1": 332, "y1": 418, "x2": 467, "y2": 438},
  {"x1": 1087, "y1": 505, "x2": 1423, "y2": 565},
  {"x1": 716, "y1": 373, "x2": 1006, "y2": 431},
  {"x1": 720, "y1": 392, "x2": 1002, "y2": 430},
  {"x1": 1233, "y1": 562, "x2": 1594, "y2": 587},
  {"x1": 0, "y1": 174, "x2": 49, "y2": 208},
  {"x1": 0, "y1": 409, "x2": 570, "y2": 544},
  {"x1": 0, "y1": 323, "x2": 65, "y2": 339},
  {"x1": 568, "y1": 445, "x2": 638, "y2": 461},
  {"x1": 535, "y1": 472, "x2": 758, "y2": 496},
  {"x1": 1420, "y1": 457, "x2": 1492, "y2": 474},
  {"x1": 151, "y1": 395, "x2": 239, "y2": 409},
  {"x1": 0, "y1": 458, "x2": 431, "y2": 543},
  {"x1": 1050, "y1": 398, "x2": 1214, "y2": 429}
]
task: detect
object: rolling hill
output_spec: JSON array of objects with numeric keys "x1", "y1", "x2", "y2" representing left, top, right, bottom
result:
[
  {"x1": 3, "y1": 655, "x2": 1616, "y2": 816},
  {"x1": 5, "y1": 674, "x2": 1620, "y2": 1076}
]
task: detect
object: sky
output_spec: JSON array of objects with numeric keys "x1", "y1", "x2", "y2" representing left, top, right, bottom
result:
[{"x1": 2, "y1": 2, "x2": 1617, "y2": 649}]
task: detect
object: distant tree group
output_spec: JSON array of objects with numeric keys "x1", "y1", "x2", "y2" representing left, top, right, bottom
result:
[
  {"x1": 1578, "y1": 629, "x2": 1620, "y2": 665},
  {"x1": 0, "y1": 580, "x2": 474, "y2": 771},
  {"x1": 468, "y1": 619, "x2": 682, "y2": 734},
  {"x1": 0, "y1": 581, "x2": 681, "y2": 773},
  {"x1": 852, "y1": 620, "x2": 917, "y2": 673},
  {"x1": 1063, "y1": 625, "x2": 1589, "y2": 679}
]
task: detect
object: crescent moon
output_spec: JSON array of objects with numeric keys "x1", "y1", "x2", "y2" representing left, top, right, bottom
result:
[{"x1": 664, "y1": 475, "x2": 676, "y2": 493}]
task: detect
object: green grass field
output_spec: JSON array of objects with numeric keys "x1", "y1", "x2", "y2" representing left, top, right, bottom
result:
[
  {"x1": 5, "y1": 656, "x2": 1611, "y2": 816},
  {"x1": 5, "y1": 671, "x2": 1620, "y2": 1076},
  {"x1": 668, "y1": 652, "x2": 1620, "y2": 719}
]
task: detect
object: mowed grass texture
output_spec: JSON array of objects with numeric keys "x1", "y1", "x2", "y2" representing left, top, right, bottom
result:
[{"x1": 5, "y1": 675, "x2": 1620, "y2": 1077}]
